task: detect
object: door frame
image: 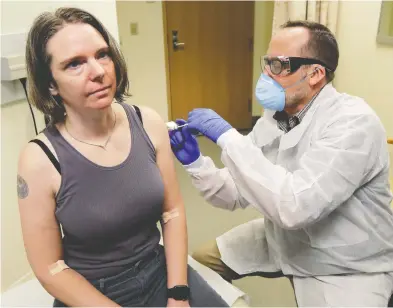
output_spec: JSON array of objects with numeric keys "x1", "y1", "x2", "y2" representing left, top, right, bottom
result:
[
  {"x1": 162, "y1": 1, "x2": 173, "y2": 121},
  {"x1": 161, "y1": 1, "x2": 255, "y2": 123}
]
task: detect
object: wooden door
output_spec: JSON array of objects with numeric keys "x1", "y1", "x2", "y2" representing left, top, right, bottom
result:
[{"x1": 164, "y1": 1, "x2": 254, "y2": 130}]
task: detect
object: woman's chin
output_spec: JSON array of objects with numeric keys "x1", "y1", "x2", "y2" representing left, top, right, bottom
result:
[{"x1": 88, "y1": 97, "x2": 114, "y2": 110}]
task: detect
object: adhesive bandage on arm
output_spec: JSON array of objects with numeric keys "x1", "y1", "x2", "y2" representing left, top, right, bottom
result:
[
  {"x1": 48, "y1": 260, "x2": 70, "y2": 276},
  {"x1": 162, "y1": 208, "x2": 180, "y2": 224}
]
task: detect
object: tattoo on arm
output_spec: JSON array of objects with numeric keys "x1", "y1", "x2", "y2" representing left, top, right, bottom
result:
[{"x1": 17, "y1": 175, "x2": 29, "y2": 199}]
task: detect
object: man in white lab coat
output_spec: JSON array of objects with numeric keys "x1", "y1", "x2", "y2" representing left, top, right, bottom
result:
[{"x1": 169, "y1": 20, "x2": 393, "y2": 306}]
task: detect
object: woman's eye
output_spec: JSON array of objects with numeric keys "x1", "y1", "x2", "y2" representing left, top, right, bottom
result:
[
  {"x1": 98, "y1": 51, "x2": 110, "y2": 59},
  {"x1": 66, "y1": 60, "x2": 82, "y2": 69}
]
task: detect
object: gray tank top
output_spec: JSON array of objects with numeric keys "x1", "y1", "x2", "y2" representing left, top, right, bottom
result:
[{"x1": 43, "y1": 102, "x2": 164, "y2": 280}]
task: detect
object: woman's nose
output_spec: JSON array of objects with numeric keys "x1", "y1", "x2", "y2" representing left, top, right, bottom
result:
[{"x1": 88, "y1": 59, "x2": 105, "y2": 80}]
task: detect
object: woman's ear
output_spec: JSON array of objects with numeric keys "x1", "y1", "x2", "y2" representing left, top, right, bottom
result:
[{"x1": 49, "y1": 83, "x2": 59, "y2": 96}]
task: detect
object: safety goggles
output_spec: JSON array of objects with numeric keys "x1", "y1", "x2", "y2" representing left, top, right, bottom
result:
[{"x1": 261, "y1": 55, "x2": 332, "y2": 76}]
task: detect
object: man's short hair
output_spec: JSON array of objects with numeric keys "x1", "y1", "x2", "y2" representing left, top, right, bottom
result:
[{"x1": 281, "y1": 20, "x2": 339, "y2": 83}]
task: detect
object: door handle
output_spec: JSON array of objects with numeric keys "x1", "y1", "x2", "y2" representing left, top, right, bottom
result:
[{"x1": 172, "y1": 30, "x2": 185, "y2": 51}]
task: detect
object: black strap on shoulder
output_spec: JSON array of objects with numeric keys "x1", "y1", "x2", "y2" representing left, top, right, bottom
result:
[
  {"x1": 29, "y1": 139, "x2": 61, "y2": 174},
  {"x1": 133, "y1": 105, "x2": 143, "y2": 125}
]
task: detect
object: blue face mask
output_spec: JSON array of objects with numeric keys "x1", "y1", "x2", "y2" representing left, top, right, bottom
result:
[
  {"x1": 255, "y1": 72, "x2": 315, "y2": 111},
  {"x1": 255, "y1": 74, "x2": 286, "y2": 111}
]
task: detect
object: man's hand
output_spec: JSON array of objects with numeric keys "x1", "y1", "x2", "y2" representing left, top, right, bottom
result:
[
  {"x1": 187, "y1": 109, "x2": 232, "y2": 143},
  {"x1": 169, "y1": 119, "x2": 201, "y2": 165}
]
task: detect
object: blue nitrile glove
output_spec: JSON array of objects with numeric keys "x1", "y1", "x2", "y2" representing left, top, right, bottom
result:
[
  {"x1": 187, "y1": 109, "x2": 232, "y2": 143},
  {"x1": 169, "y1": 119, "x2": 201, "y2": 165}
]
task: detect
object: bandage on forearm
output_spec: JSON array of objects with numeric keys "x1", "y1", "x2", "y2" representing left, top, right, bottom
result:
[
  {"x1": 49, "y1": 260, "x2": 69, "y2": 276},
  {"x1": 162, "y1": 209, "x2": 180, "y2": 224}
]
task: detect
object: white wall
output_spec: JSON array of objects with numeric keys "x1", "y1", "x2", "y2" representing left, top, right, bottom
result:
[
  {"x1": 1, "y1": 0, "x2": 120, "y2": 292},
  {"x1": 116, "y1": 1, "x2": 169, "y2": 121},
  {"x1": 334, "y1": 1, "x2": 393, "y2": 138},
  {"x1": 1, "y1": 1, "x2": 119, "y2": 38}
]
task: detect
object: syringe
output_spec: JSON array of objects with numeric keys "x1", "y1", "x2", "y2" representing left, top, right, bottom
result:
[{"x1": 166, "y1": 121, "x2": 188, "y2": 131}]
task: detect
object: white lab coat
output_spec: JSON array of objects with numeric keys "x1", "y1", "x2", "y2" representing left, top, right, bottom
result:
[{"x1": 184, "y1": 83, "x2": 393, "y2": 277}]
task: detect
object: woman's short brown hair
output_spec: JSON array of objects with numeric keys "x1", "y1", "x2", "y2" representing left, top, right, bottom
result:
[{"x1": 26, "y1": 7, "x2": 129, "y2": 124}]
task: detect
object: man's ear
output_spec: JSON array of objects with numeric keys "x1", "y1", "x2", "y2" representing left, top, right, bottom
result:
[
  {"x1": 309, "y1": 66, "x2": 325, "y2": 86},
  {"x1": 49, "y1": 83, "x2": 59, "y2": 96}
]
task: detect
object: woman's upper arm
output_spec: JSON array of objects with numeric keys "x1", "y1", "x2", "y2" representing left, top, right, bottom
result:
[
  {"x1": 139, "y1": 106, "x2": 184, "y2": 212},
  {"x1": 17, "y1": 142, "x2": 63, "y2": 280}
]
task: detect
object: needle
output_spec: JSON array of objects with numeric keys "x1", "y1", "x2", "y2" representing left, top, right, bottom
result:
[{"x1": 176, "y1": 124, "x2": 188, "y2": 129}]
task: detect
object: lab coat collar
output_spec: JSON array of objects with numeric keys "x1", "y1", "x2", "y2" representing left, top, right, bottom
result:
[
  {"x1": 278, "y1": 83, "x2": 336, "y2": 151},
  {"x1": 253, "y1": 84, "x2": 337, "y2": 150},
  {"x1": 252, "y1": 109, "x2": 284, "y2": 148}
]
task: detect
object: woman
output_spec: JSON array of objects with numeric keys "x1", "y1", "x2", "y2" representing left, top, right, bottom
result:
[{"x1": 17, "y1": 7, "x2": 228, "y2": 307}]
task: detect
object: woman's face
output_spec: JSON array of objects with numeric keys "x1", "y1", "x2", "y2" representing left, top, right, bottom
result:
[{"x1": 47, "y1": 23, "x2": 117, "y2": 112}]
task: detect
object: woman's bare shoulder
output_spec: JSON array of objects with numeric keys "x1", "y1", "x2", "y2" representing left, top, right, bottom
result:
[
  {"x1": 18, "y1": 132, "x2": 58, "y2": 179},
  {"x1": 133, "y1": 105, "x2": 168, "y2": 150}
]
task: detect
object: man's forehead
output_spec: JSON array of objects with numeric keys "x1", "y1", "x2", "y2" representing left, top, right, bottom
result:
[{"x1": 268, "y1": 27, "x2": 310, "y2": 57}]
